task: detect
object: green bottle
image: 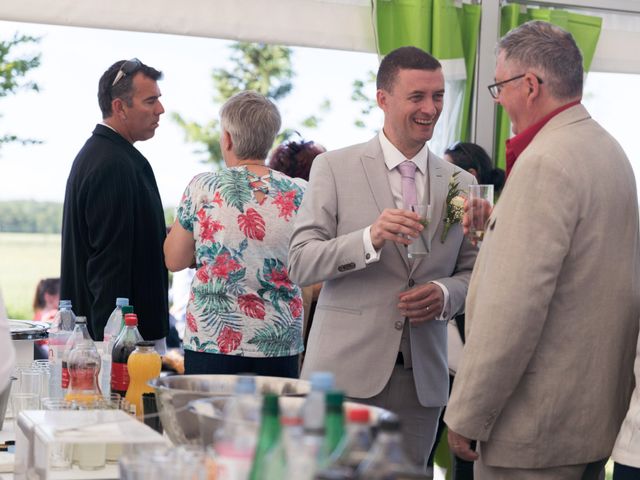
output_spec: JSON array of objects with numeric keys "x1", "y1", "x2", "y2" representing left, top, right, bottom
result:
[
  {"x1": 249, "y1": 393, "x2": 281, "y2": 480},
  {"x1": 323, "y1": 391, "x2": 346, "y2": 460}
]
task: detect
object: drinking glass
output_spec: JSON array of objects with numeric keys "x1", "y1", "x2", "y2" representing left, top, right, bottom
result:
[
  {"x1": 42, "y1": 397, "x2": 74, "y2": 470},
  {"x1": 408, "y1": 204, "x2": 432, "y2": 258},
  {"x1": 468, "y1": 184, "x2": 494, "y2": 243},
  {"x1": 11, "y1": 392, "x2": 39, "y2": 428}
]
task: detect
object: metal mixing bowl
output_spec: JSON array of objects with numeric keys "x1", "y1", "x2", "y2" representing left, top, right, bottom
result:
[{"x1": 149, "y1": 374, "x2": 311, "y2": 445}]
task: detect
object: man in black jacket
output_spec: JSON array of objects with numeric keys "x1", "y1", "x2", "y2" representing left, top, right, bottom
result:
[{"x1": 61, "y1": 59, "x2": 169, "y2": 345}]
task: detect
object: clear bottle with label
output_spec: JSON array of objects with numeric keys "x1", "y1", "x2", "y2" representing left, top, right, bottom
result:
[
  {"x1": 213, "y1": 375, "x2": 260, "y2": 480},
  {"x1": 61, "y1": 313, "x2": 91, "y2": 391},
  {"x1": 64, "y1": 318, "x2": 101, "y2": 405},
  {"x1": 48, "y1": 300, "x2": 76, "y2": 397},
  {"x1": 110, "y1": 313, "x2": 143, "y2": 398}
]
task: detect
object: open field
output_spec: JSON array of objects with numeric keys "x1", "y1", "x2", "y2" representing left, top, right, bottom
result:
[{"x1": 0, "y1": 232, "x2": 61, "y2": 319}]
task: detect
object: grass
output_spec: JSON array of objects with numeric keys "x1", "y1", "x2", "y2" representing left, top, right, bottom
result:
[{"x1": 0, "y1": 232, "x2": 61, "y2": 319}]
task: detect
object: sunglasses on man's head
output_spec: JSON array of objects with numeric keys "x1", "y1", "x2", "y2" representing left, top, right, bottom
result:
[{"x1": 111, "y1": 58, "x2": 142, "y2": 87}]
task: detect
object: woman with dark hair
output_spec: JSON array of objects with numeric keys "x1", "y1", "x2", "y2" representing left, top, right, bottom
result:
[
  {"x1": 268, "y1": 137, "x2": 325, "y2": 359},
  {"x1": 33, "y1": 277, "x2": 60, "y2": 322},
  {"x1": 445, "y1": 142, "x2": 505, "y2": 195},
  {"x1": 268, "y1": 137, "x2": 325, "y2": 181}
]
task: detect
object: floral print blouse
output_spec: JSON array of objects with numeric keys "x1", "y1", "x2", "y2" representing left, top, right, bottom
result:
[{"x1": 177, "y1": 167, "x2": 307, "y2": 358}]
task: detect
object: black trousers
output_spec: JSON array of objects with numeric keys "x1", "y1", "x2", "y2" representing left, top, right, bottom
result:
[
  {"x1": 613, "y1": 463, "x2": 640, "y2": 480},
  {"x1": 184, "y1": 349, "x2": 299, "y2": 378}
]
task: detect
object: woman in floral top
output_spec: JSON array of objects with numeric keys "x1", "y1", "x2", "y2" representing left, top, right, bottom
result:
[{"x1": 164, "y1": 91, "x2": 307, "y2": 378}]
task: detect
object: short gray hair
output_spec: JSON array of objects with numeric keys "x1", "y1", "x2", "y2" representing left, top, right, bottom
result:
[
  {"x1": 498, "y1": 20, "x2": 583, "y2": 100},
  {"x1": 220, "y1": 91, "x2": 281, "y2": 160}
]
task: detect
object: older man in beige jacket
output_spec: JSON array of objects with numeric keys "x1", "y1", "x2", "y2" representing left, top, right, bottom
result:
[{"x1": 445, "y1": 21, "x2": 640, "y2": 480}]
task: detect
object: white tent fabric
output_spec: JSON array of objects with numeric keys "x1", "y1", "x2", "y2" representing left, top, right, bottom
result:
[
  {"x1": 1, "y1": 0, "x2": 639, "y2": 74},
  {"x1": 0, "y1": 0, "x2": 377, "y2": 53}
]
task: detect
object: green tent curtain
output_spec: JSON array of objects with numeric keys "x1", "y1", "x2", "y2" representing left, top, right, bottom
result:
[
  {"x1": 494, "y1": 5, "x2": 603, "y2": 169},
  {"x1": 376, "y1": 0, "x2": 481, "y2": 152}
]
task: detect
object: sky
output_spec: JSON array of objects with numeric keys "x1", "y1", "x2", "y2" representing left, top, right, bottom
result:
[
  {"x1": 0, "y1": 20, "x2": 382, "y2": 207},
  {"x1": 1, "y1": 20, "x2": 639, "y2": 208}
]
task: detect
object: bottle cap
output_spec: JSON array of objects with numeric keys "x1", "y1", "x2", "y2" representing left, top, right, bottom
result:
[
  {"x1": 310, "y1": 371, "x2": 335, "y2": 392},
  {"x1": 135, "y1": 341, "x2": 155, "y2": 348},
  {"x1": 116, "y1": 298, "x2": 129, "y2": 307},
  {"x1": 75, "y1": 316, "x2": 87, "y2": 324},
  {"x1": 347, "y1": 407, "x2": 370, "y2": 423},
  {"x1": 377, "y1": 412, "x2": 401, "y2": 432},
  {"x1": 122, "y1": 306, "x2": 134, "y2": 315},
  {"x1": 235, "y1": 374, "x2": 256, "y2": 395},
  {"x1": 124, "y1": 313, "x2": 138, "y2": 326},
  {"x1": 325, "y1": 391, "x2": 344, "y2": 408},
  {"x1": 59, "y1": 299, "x2": 71, "y2": 308}
]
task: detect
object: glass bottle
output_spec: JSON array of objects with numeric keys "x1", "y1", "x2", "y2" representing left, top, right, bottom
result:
[
  {"x1": 249, "y1": 393, "x2": 281, "y2": 480},
  {"x1": 110, "y1": 313, "x2": 143, "y2": 398},
  {"x1": 61, "y1": 314, "x2": 91, "y2": 390},
  {"x1": 324, "y1": 391, "x2": 346, "y2": 460},
  {"x1": 356, "y1": 412, "x2": 423, "y2": 480},
  {"x1": 315, "y1": 407, "x2": 373, "y2": 480},
  {"x1": 124, "y1": 341, "x2": 161, "y2": 419}
]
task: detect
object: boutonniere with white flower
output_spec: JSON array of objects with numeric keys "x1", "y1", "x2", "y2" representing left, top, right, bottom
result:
[{"x1": 441, "y1": 171, "x2": 465, "y2": 243}]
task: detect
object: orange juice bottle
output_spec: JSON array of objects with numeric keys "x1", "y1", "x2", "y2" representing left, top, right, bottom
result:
[{"x1": 125, "y1": 341, "x2": 161, "y2": 419}]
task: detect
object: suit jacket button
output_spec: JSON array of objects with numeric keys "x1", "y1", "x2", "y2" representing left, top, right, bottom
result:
[
  {"x1": 365, "y1": 253, "x2": 371, "y2": 260},
  {"x1": 408, "y1": 278, "x2": 415, "y2": 287},
  {"x1": 394, "y1": 320, "x2": 403, "y2": 330}
]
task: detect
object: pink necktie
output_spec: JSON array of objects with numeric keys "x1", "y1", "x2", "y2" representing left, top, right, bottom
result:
[{"x1": 398, "y1": 161, "x2": 417, "y2": 209}]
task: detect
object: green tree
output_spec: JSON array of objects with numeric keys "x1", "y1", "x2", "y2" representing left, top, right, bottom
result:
[
  {"x1": 351, "y1": 69, "x2": 379, "y2": 131},
  {"x1": 0, "y1": 33, "x2": 42, "y2": 148},
  {"x1": 172, "y1": 42, "x2": 329, "y2": 167}
]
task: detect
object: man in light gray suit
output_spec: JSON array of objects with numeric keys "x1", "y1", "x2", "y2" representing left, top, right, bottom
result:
[
  {"x1": 445, "y1": 21, "x2": 640, "y2": 479},
  {"x1": 288, "y1": 47, "x2": 477, "y2": 471}
]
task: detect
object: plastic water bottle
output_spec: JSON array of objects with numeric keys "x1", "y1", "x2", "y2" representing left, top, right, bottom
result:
[
  {"x1": 213, "y1": 375, "x2": 260, "y2": 480},
  {"x1": 62, "y1": 315, "x2": 93, "y2": 391},
  {"x1": 64, "y1": 318, "x2": 102, "y2": 405},
  {"x1": 48, "y1": 300, "x2": 76, "y2": 397},
  {"x1": 100, "y1": 298, "x2": 129, "y2": 397},
  {"x1": 290, "y1": 372, "x2": 335, "y2": 479}
]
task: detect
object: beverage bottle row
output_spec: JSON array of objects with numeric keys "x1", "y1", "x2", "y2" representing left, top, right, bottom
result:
[
  {"x1": 48, "y1": 298, "x2": 161, "y2": 417},
  {"x1": 211, "y1": 371, "x2": 430, "y2": 480}
]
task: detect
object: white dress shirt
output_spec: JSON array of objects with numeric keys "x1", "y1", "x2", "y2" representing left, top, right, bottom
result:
[{"x1": 362, "y1": 131, "x2": 450, "y2": 320}]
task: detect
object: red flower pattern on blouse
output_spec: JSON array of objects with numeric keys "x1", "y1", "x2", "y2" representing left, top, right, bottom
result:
[
  {"x1": 237, "y1": 208, "x2": 266, "y2": 241},
  {"x1": 197, "y1": 208, "x2": 224, "y2": 242},
  {"x1": 186, "y1": 311, "x2": 198, "y2": 333},
  {"x1": 268, "y1": 266, "x2": 292, "y2": 289},
  {"x1": 212, "y1": 191, "x2": 223, "y2": 207},
  {"x1": 218, "y1": 326, "x2": 242, "y2": 354},
  {"x1": 238, "y1": 293, "x2": 266, "y2": 320},
  {"x1": 211, "y1": 252, "x2": 242, "y2": 280},
  {"x1": 273, "y1": 190, "x2": 297, "y2": 221},
  {"x1": 196, "y1": 265, "x2": 210, "y2": 283},
  {"x1": 289, "y1": 297, "x2": 303, "y2": 319}
]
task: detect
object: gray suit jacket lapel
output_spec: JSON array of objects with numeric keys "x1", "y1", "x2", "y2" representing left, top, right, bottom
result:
[{"x1": 360, "y1": 137, "x2": 411, "y2": 271}]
